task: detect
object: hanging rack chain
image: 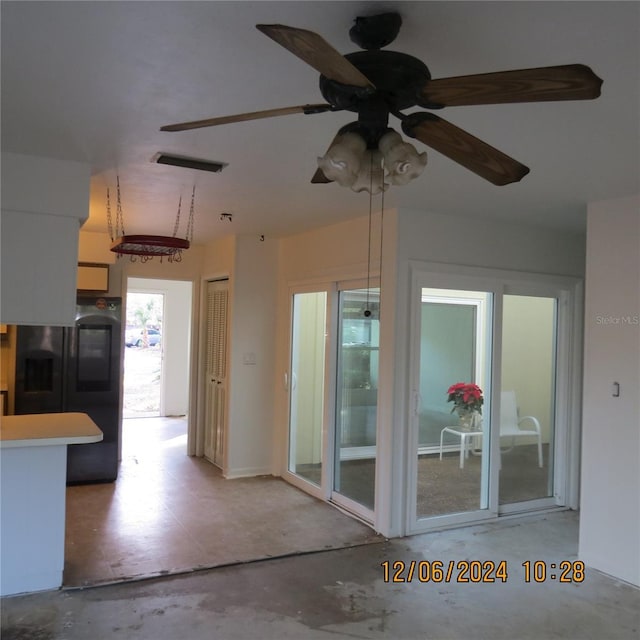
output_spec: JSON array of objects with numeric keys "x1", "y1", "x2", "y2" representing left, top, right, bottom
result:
[
  {"x1": 172, "y1": 185, "x2": 196, "y2": 241},
  {"x1": 106, "y1": 187, "x2": 114, "y2": 242},
  {"x1": 185, "y1": 185, "x2": 196, "y2": 243},
  {"x1": 172, "y1": 195, "x2": 183, "y2": 238},
  {"x1": 115, "y1": 176, "x2": 125, "y2": 237}
]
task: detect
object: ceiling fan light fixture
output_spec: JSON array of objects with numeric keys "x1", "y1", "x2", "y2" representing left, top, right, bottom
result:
[
  {"x1": 317, "y1": 131, "x2": 367, "y2": 186},
  {"x1": 379, "y1": 130, "x2": 428, "y2": 186},
  {"x1": 351, "y1": 149, "x2": 388, "y2": 194}
]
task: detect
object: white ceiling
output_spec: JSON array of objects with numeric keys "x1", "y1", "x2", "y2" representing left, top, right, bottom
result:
[{"x1": 2, "y1": 2, "x2": 638, "y2": 243}]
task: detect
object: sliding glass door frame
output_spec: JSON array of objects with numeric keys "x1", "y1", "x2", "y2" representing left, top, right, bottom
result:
[
  {"x1": 407, "y1": 269, "x2": 501, "y2": 531},
  {"x1": 406, "y1": 262, "x2": 583, "y2": 535},
  {"x1": 331, "y1": 279, "x2": 381, "y2": 523},
  {"x1": 283, "y1": 283, "x2": 337, "y2": 503},
  {"x1": 498, "y1": 281, "x2": 576, "y2": 516},
  {"x1": 283, "y1": 278, "x2": 380, "y2": 524}
]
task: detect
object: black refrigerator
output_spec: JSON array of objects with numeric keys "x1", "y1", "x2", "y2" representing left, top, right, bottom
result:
[{"x1": 14, "y1": 296, "x2": 122, "y2": 484}]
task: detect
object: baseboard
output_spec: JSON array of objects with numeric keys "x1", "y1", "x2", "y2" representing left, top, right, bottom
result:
[{"x1": 223, "y1": 466, "x2": 273, "y2": 479}]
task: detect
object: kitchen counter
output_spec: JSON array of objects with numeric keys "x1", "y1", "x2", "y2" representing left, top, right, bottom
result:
[
  {"x1": 0, "y1": 412, "x2": 103, "y2": 447},
  {"x1": 0, "y1": 412, "x2": 103, "y2": 596}
]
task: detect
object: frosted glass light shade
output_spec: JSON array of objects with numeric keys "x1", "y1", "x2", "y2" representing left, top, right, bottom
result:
[
  {"x1": 351, "y1": 150, "x2": 388, "y2": 194},
  {"x1": 317, "y1": 132, "x2": 367, "y2": 187},
  {"x1": 379, "y1": 130, "x2": 428, "y2": 185}
]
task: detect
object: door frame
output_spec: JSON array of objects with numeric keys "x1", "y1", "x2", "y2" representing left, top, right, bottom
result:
[
  {"x1": 281, "y1": 282, "x2": 337, "y2": 503},
  {"x1": 121, "y1": 276, "x2": 195, "y2": 460}
]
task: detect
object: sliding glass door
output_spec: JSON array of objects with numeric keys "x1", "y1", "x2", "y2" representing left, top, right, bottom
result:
[
  {"x1": 499, "y1": 294, "x2": 557, "y2": 508},
  {"x1": 286, "y1": 269, "x2": 573, "y2": 535},
  {"x1": 333, "y1": 287, "x2": 379, "y2": 516},
  {"x1": 288, "y1": 291, "x2": 328, "y2": 487},
  {"x1": 409, "y1": 268, "x2": 571, "y2": 533},
  {"x1": 286, "y1": 284, "x2": 379, "y2": 521},
  {"x1": 414, "y1": 288, "x2": 493, "y2": 521}
]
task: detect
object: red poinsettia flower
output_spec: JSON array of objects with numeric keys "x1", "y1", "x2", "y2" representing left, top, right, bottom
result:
[
  {"x1": 447, "y1": 382, "x2": 484, "y2": 414},
  {"x1": 447, "y1": 382, "x2": 467, "y2": 394}
]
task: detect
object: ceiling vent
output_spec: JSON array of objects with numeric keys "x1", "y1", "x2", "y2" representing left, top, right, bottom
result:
[{"x1": 152, "y1": 152, "x2": 227, "y2": 173}]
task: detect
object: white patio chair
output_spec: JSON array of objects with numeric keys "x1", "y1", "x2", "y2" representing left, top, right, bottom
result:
[{"x1": 500, "y1": 391, "x2": 543, "y2": 468}]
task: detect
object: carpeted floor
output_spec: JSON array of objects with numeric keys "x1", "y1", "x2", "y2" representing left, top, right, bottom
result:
[
  {"x1": 417, "y1": 443, "x2": 551, "y2": 516},
  {"x1": 298, "y1": 443, "x2": 550, "y2": 518}
]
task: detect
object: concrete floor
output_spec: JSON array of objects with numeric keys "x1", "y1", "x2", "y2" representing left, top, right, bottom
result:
[
  {"x1": 64, "y1": 417, "x2": 380, "y2": 587},
  {"x1": 2, "y1": 511, "x2": 638, "y2": 639}
]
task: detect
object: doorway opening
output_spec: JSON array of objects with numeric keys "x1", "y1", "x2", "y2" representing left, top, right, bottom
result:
[
  {"x1": 122, "y1": 277, "x2": 193, "y2": 457},
  {"x1": 123, "y1": 291, "x2": 164, "y2": 418}
]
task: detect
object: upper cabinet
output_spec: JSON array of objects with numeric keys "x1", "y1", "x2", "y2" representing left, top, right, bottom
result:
[{"x1": 1, "y1": 153, "x2": 90, "y2": 326}]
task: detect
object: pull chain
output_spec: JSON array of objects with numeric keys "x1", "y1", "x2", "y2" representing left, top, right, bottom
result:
[{"x1": 364, "y1": 152, "x2": 374, "y2": 318}]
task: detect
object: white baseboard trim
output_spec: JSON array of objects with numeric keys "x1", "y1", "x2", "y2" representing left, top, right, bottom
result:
[{"x1": 223, "y1": 466, "x2": 273, "y2": 479}]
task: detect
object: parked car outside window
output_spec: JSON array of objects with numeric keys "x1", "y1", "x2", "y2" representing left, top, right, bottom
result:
[{"x1": 125, "y1": 328, "x2": 161, "y2": 347}]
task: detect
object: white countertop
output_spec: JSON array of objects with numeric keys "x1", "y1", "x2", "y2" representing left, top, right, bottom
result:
[{"x1": 0, "y1": 412, "x2": 103, "y2": 448}]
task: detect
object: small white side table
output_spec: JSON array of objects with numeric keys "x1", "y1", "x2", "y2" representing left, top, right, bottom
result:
[{"x1": 439, "y1": 426, "x2": 483, "y2": 469}]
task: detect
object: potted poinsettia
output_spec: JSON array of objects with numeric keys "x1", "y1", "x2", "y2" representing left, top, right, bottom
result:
[{"x1": 447, "y1": 382, "x2": 484, "y2": 430}]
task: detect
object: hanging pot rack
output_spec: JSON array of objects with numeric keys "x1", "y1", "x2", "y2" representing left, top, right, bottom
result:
[{"x1": 107, "y1": 176, "x2": 196, "y2": 263}]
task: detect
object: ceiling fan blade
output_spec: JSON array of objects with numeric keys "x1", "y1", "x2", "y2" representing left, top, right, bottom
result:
[
  {"x1": 256, "y1": 24, "x2": 375, "y2": 89},
  {"x1": 402, "y1": 113, "x2": 529, "y2": 186},
  {"x1": 420, "y1": 64, "x2": 602, "y2": 108},
  {"x1": 311, "y1": 167, "x2": 332, "y2": 184},
  {"x1": 161, "y1": 103, "x2": 334, "y2": 132}
]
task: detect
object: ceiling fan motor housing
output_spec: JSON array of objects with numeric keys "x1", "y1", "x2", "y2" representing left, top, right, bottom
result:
[
  {"x1": 319, "y1": 50, "x2": 432, "y2": 147},
  {"x1": 319, "y1": 50, "x2": 431, "y2": 114}
]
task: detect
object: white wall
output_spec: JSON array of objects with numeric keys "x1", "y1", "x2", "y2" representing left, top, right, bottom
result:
[
  {"x1": 396, "y1": 207, "x2": 586, "y2": 277},
  {"x1": 580, "y1": 195, "x2": 640, "y2": 586},
  {"x1": 280, "y1": 213, "x2": 383, "y2": 283},
  {"x1": 225, "y1": 235, "x2": 279, "y2": 478}
]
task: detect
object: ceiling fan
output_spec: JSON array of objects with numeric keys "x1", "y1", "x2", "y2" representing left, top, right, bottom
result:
[{"x1": 161, "y1": 13, "x2": 602, "y2": 187}]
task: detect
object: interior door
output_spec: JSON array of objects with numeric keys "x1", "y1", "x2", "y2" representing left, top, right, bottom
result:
[{"x1": 204, "y1": 279, "x2": 229, "y2": 467}]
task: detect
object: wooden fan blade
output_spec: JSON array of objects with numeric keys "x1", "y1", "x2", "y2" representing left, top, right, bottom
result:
[
  {"x1": 402, "y1": 113, "x2": 529, "y2": 186},
  {"x1": 311, "y1": 167, "x2": 332, "y2": 184},
  {"x1": 420, "y1": 64, "x2": 602, "y2": 108},
  {"x1": 310, "y1": 132, "x2": 345, "y2": 184},
  {"x1": 161, "y1": 104, "x2": 333, "y2": 132},
  {"x1": 256, "y1": 24, "x2": 375, "y2": 89}
]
